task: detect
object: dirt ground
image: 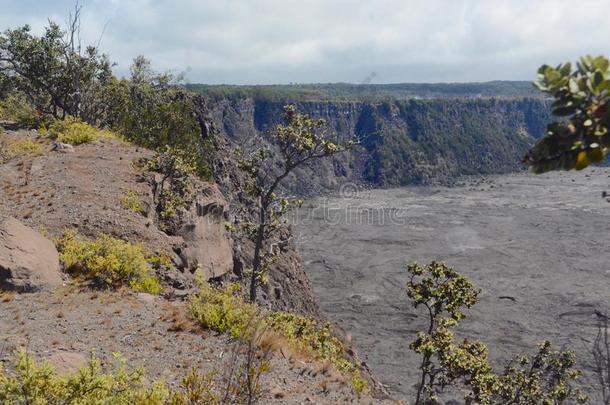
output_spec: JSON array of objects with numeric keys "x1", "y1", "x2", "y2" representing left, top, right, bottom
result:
[
  {"x1": 0, "y1": 288, "x2": 391, "y2": 404},
  {"x1": 295, "y1": 168, "x2": 610, "y2": 403},
  {"x1": 0, "y1": 128, "x2": 396, "y2": 404}
]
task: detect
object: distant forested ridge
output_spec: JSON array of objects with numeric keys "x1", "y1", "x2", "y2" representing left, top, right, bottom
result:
[
  {"x1": 187, "y1": 81, "x2": 545, "y2": 102},
  {"x1": 190, "y1": 82, "x2": 551, "y2": 194}
]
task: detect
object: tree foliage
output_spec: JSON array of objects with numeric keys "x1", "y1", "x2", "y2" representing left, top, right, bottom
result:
[
  {"x1": 407, "y1": 261, "x2": 587, "y2": 405},
  {"x1": 235, "y1": 105, "x2": 352, "y2": 302},
  {"x1": 0, "y1": 4, "x2": 112, "y2": 123},
  {"x1": 104, "y1": 56, "x2": 214, "y2": 176},
  {"x1": 0, "y1": 12, "x2": 214, "y2": 176},
  {"x1": 106, "y1": 57, "x2": 195, "y2": 148},
  {"x1": 525, "y1": 55, "x2": 610, "y2": 173}
]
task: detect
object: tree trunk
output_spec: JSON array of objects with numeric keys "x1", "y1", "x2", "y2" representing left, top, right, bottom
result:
[{"x1": 249, "y1": 204, "x2": 266, "y2": 302}]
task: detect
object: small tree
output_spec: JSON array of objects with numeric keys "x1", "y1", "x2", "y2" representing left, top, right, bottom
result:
[
  {"x1": 144, "y1": 146, "x2": 197, "y2": 233},
  {"x1": 238, "y1": 105, "x2": 352, "y2": 302},
  {"x1": 407, "y1": 261, "x2": 587, "y2": 404},
  {"x1": 525, "y1": 55, "x2": 610, "y2": 173},
  {"x1": 406, "y1": 261, "x2": 483, "y2": 404}
]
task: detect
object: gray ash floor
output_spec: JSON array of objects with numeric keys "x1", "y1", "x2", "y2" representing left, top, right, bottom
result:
[{"x1": 296, "y1": 168, "x2": 610, "y2": 402}]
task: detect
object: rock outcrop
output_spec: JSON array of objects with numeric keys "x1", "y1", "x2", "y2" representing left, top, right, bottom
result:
[
  {"x1": 0, "y1": 217, "x2": 62, "y2": 291},
  {"x1": 0, "y1": 129, "x2": 321, "y2": 315},
  {"x1": 176, "y1": 187, "x2": 233, "y2": 280}
]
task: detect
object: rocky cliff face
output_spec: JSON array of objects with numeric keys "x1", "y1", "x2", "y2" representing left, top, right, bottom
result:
[
  {"x1": 0, "y1": 129, "x2": 320, "y2": 315},
  {"x1": 208, "y1": 96, "x2": 552, "y2": 193}
]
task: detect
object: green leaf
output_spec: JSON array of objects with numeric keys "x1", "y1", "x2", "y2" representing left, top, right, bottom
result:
[
  {"x1": 592, "y1": 56, "x2": 609, "y2": 72},
  {"x1": 553, "y1": 105, "x2": 577, "y2": 116},
  {"x1": 592, "y1": 71, "x2": 604, "y2": 91},
  {"x1": 580, "y1": 55, "x2": 594, "y2": 70},
  {"x1": 537, "y1": 64, "x2": 552, "y2": 75},
  {"x1": 587, "y1": 147, "x2": 605, "y2": 163},
  {"x1": 559, "y1": 63, "x2": 572, "y2": 76},
  {"x1": 533, "y1": 82, "x2": 548, "y2": 91}
]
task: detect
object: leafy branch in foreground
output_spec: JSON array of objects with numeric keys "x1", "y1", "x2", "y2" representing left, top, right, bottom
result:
[
  {"x1": 525, "y1": 55, "x2": 610, "y2": 173},
  {"x1": 236, "y1": 104, "x2": 352, "y2": 302},
  {"x1": 407, "y1": 261, "x2": 587, "y2": 405}
]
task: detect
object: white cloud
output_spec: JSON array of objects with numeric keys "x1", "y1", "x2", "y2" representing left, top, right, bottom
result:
[{"x1": 0, "y1": 0, "x2": 609, "y2": 84}]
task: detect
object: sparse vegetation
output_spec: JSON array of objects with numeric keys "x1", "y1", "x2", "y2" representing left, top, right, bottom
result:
[
  {"x1": 407, "y1": 261, "x2": 587, "y2": 404},
  {"x1": 120, "y1": 190, "x2": 144, "y2": 215},
  {"x1": 222, "y1": 324, "x2": 272, "y2": 405},
  {"x1": 56, "y1": 230, "x2": 162, "y2": 294},
  {"x1": 0, "y1": 349, "x2": 262, "y2": 404},
  {"x1": 187, "y1": 278, "x2": 368, "y2": 394},
  {"x1": 171, "y1": 368, "x2": 222, "y2": 404},
  {"x1": 267, "y1": 311, "x2": 368, "y2": 394}
]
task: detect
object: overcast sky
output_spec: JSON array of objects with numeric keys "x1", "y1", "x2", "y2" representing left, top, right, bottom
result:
[{"x1": 1, "y1": 0, "x2": 608, "y2": 84}]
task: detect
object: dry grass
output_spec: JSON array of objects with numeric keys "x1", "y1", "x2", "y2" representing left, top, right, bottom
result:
[
  {"x1": 162, "y1": 303, "x2": 204, "y2": 335},
  {"x1": 0, "y1": 290, "x2": 16, "y2": 302}
]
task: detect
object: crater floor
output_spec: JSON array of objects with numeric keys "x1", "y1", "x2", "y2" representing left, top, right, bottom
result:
[{"x1": 295, "y1": 168, "x2": 610, "y2": 402}]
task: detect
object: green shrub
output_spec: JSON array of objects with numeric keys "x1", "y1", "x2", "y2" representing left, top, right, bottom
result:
[
  {"x1": 406, "y1": 261, "x2": 587, "y2": 405},
  {"x1": 56, "y1": 230, "x2": 162, "y2": 294},
  {"x1": 6, "y1": 138, "x2": 44, "y2": 157},
  {"x1": 0, "y1": 350, "x2": 227, "y2": 404},
  {"x1": 120, "y1": 190, "x2": 144, "y2": 214},
  {"x1": 187, "y1": 282, "x2": 261, "y2": 340},
  {"x1": 0, "y1": 350, "x2": 170, "y2": 404},
  {"x1": 148, "y1": 251, "x2": 174, "y2": 271},
  {"x1": 266, "y1": 312, "x2": 345, "y2": 365},
  {"x1": 40, "y1": 116, "x2": 119, "y2": 145},
  {"x1": 103, "y1": 58, "x2": 214, "y2": 182},
  {"x1": 266, "y1": 311, "x2": 368, "y2": 393}
]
